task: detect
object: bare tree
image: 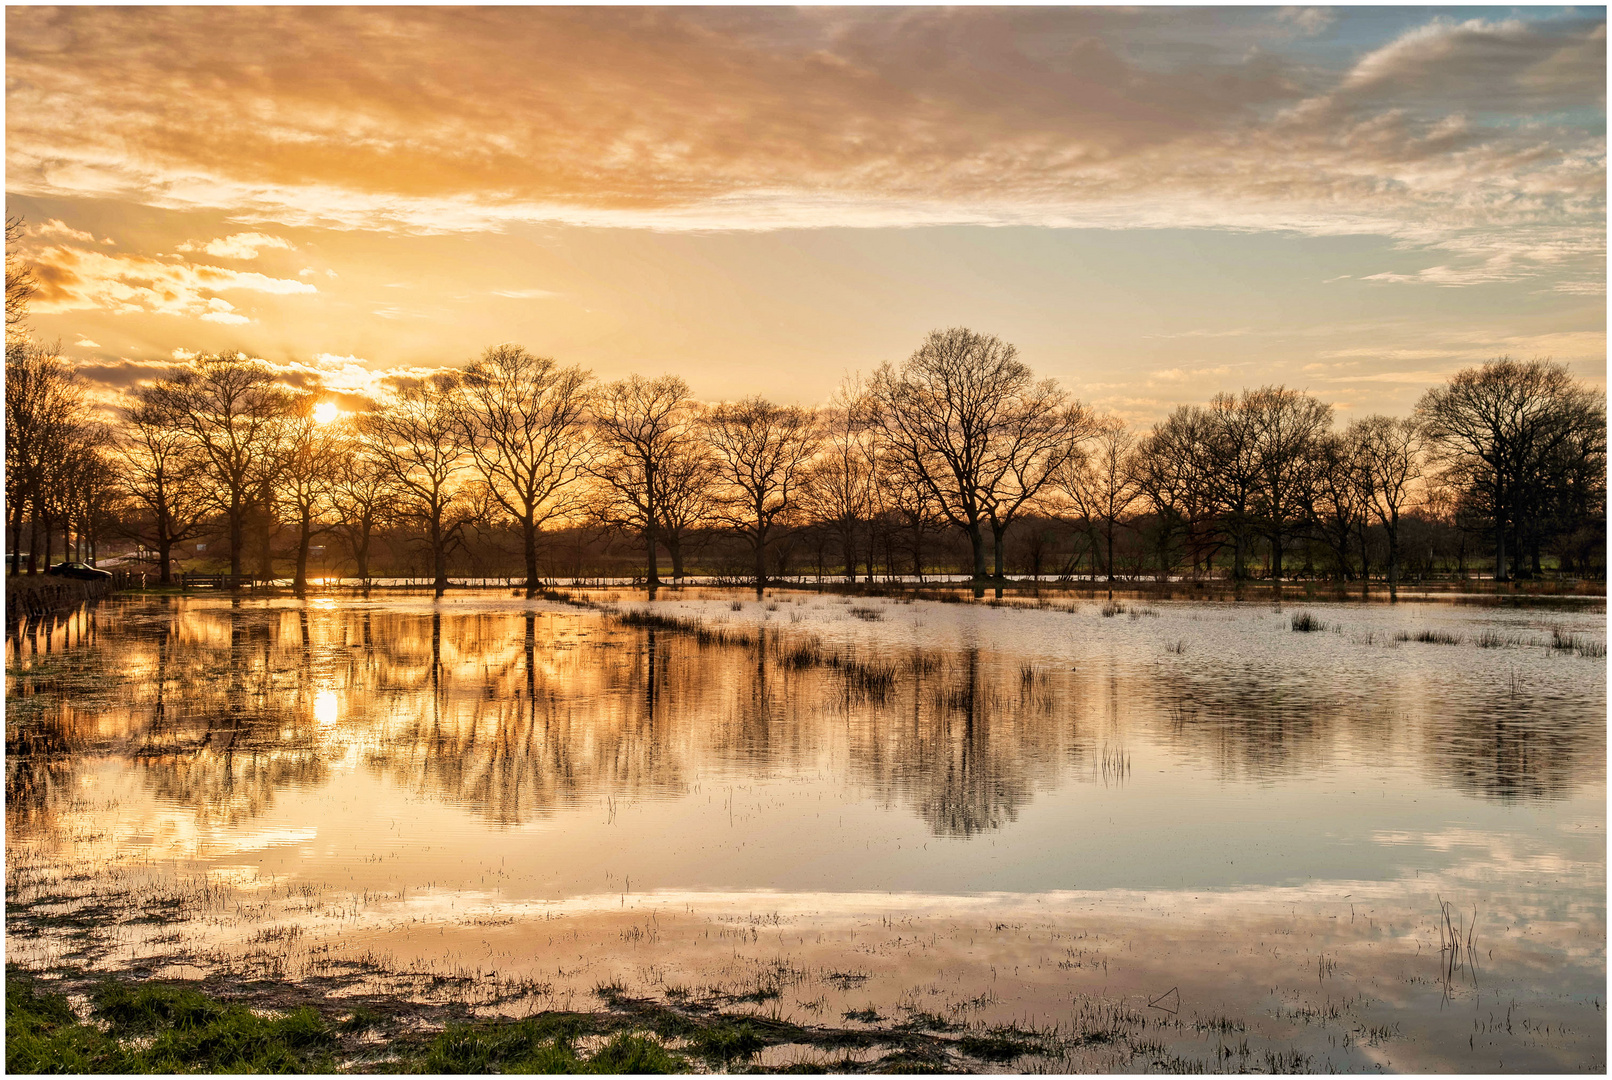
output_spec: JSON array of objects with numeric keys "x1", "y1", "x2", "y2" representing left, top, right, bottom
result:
[
  {"x1": 981, "y1": 384, "x2": 1091, "y2": 580},
  {"x1": 1134, "y1": 405, "x2": 1221, "y2": 580},
  {"x1": 280, "y1": 395, "x2": 345, "y2": 594},
  {"x1": 802, "y1": 375, "x2": 879, "y2": 582},
  {"x1": 454, "y1": 344, "x2": 592, "y2": 593},
  {"x1": 1419, "y1": 358, "x2": 1603, "y2": 580},
  {"x1": 143, "y1": 354, "x2": 292, "y2": 579},
  {"x1": 331, "y1": 430, "x2": 392, "y2": 584},
  {"x1": 119, "y1": 389, "x2": 211, "y2": 583},
  {"x1": 363, "y1": 375, "x2": 474, "y2": 596},
  {"x1": 61, "y1": 428, "x2": 123, "y2": 565},
  {"x1": 1056, "y1": 415, "x2": 1140, "y2": 583},
  {"x1": 589, "y1": 373, "x2": 698, "y2": 586},
  {"x1": 1134, "y1": 406, "x2": 1212, "y2": 580},
  {"x1": 875, "y1": 450, "x2": 946, "y2": 581},
  {"x1": 873, "y1": 327, "x2": 1081, "y2": 584},
  {"x1": 1243, "y1": 386, "x2": 1332, "y2": 582},
  {"x1": 702, "y1": 396, "x2": 820, "y2": 588},
  {"x1": 6, "y1": 341, "x2": 87, "y2": 574},
  {"x1": 1312, "y1": 428, "x2": 1372, "y2": 587},
  {"x1": 656, "y1": 423, "x2": 719, "y2": 581},
  {"x1": 1352, "y1": 414, "x2": 1426, "y2": 599},
  {"x1": 6, "y1": 217, "x2": 38, "y2": 347},
  {"x1": 1202, "y1": 392, "x2": 1262, "y2": 581}
]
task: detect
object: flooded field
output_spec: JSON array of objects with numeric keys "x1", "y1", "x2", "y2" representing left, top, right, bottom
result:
[{"x1": 6, "y1": 588, "x2": 1605, "y2": 1072}]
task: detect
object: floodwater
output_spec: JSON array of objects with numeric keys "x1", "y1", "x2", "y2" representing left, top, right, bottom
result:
[{"x1": 6, "y1": 588, "x2": 1605, "y2": 1072}]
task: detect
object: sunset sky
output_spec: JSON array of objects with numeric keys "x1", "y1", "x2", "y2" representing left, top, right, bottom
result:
[{"x1": 6, "y1": 5, "x2": 1605, "y2": 422}]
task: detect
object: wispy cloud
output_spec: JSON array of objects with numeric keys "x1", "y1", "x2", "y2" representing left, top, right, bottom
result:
[
  {"x1": 29, "y1": 244, "x2": 317, "y2": 324},
  {"x1": 5, "y1": 6, "x2": 1601, "y2": 294},
  {"x1": 176, "y1": 232, "x2": 294, "y2": 260}
]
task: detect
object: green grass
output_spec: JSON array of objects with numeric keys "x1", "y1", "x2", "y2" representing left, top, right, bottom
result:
[
  {"x1": 420, "y1": 1018, "x2": 683, "y2": 1074},
  {"x1": 6, "y1": 971, "x2": 692, "y2": 1075},
  {"x1": 687, "y1": 1020, "x2": 764, "y2": 1064},
  {"x1": 8, "y1": 972, "x2": 336, "y2": 1074}
]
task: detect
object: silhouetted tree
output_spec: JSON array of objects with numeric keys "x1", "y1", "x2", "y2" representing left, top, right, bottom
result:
[
  {"x1": 363, "y1": 375, "x2": 474, "y2": 596},
  {"x1": 703, "y1": 396, "x2": 820, "y2": 588},
  {"x1": 874, "y1": 327, "x2": 1082, "y2": 583},
  {"x1": 1245, "y1": 386, "x2": 1331, "y2": 581},
  {"x1": 119, "y1": 389, "x2": 211, "y2": 583},
  {"x1": 280, "y1": 394, "x2": 344, "y2": 594},
  {"x1": 1419, "y1": 358, "x2": 1604, "y2": 580},
  {"x1": 6, "y1": 217, "x2": 37, "y2": 348},
  {"x1": 589, "y1": 373, "x2": 697, "y2": 586},
  {"x1": 803, "y1": 376, "x2": 879, "y2": 582},
  {"x1": 454, "y1": 344, "x2": 591, "y2": 594},
  {"x1": 1353, "y1": 414, "x2": 1426, "y2": 598},
  {"x1": 142, "y1": 354, "x2": 292, "y2": 578}
]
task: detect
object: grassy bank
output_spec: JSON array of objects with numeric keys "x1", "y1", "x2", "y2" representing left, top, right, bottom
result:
[{"x1": 7, "y1": 965, "x2": 1112, "y2": 1075}]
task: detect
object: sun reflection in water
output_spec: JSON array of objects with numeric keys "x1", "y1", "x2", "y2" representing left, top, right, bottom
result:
[{"x1": 314, "y1": 689, "x2": 339, "y2": 728}]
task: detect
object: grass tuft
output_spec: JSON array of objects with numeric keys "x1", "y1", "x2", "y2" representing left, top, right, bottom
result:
[
  {"x1": 1394, "y1": 628, "x2": 1463, "y2": 645},
  {"x1": 7, "y1": 971, "x2": 337, "y2": 1075}
]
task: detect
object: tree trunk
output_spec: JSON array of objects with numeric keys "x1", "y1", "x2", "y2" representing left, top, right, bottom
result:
[
  {"x1": 1387, "y1": 517, "x2": 1400, "y2": 602},
  {"x1": 256, "y1": 520, "x2": 274, "y2": 582},
  {"x1": 666, "y1": 531, "x2": 685, "y2": 581},
  {"x1": 294, "y1": 510, "x2": 312, "y2": 595},
  {"x1": 27, "y1": 506, "x2": 40, "y2": 574},
  {"x1": 991, "y1": 520, "x2": 1007, "y2": 580},
  {"x1": 523, "y1": 517, "x2": 542, "y2": 593},
  {"x1": 432, "y1": 516, "x2": 448, "y2": 597},
  {"x1": 229, "y1": 498, "x2": 244, "y2": 578},
  {"x1": 1495, "y1": 523, "x2": 1507, "y2": 582},
  {"x1": 1357, "y1": 525, "x2": 1369, "y2": 601},
  {"x1": 967, "y1": 520, "x2": 987, "y2": 580},
  {"x1": 754, "y1": 528, "x2": 768, "y2": 590},
  {"x1": 9, "y1": 494, "x2": 24, "y2": 575},
  {"x1": 158, "y1": 537, "x2": 173, "y2": 585}
]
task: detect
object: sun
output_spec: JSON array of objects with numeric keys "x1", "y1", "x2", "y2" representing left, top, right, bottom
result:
[{"x1": 312, "y1": 401, "x2": 340, "y2": 425}]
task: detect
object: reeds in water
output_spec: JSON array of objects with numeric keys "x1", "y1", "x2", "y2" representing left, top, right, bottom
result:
[
  {"x1": 1550, "y1": 626, "x2": 1607, "y2": 657},
  {"x1": 1290, "y1": 612, "x2": 1326, "y2": 633},
  {"x1": 1394, "y1": 628, "x2": 1463, "y2": 645}
]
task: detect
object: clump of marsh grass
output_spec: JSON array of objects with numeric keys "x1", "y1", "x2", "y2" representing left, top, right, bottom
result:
[
  {"x1": 1165, "y1": 639, "x2": 1187, "y2": 655},
  {"x1": 1395, "y1": 628, "x2": 1463, "y2": 646},
  {"x1": 847, "y1": 606, "x2": 884, "y2": 622},
  {"x1": 1100, "y1": 601, "x2": 1125, "y2": 618},
  {"x1": 1550, "y1": 626, "x2": 1607, "y2": 657},
  {"x1": 1290, "y1": 612, "x2": 1326, "y2": 633},
  {"x1": 1127, "y1": 606, "x2": 1158, "y2": 620},
  {"x1": 1019, "y1": 663, "x2": 1050, "y2": 690}
]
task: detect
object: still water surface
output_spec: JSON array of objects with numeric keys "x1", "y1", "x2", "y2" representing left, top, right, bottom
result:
[{"x1": 6, "y1": 589, "x2": 1605, "y2": 1071}]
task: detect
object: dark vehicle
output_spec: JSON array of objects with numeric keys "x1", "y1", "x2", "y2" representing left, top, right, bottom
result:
[{"x1": 46, "y1": 561, "x2": 113, "y2": 581}]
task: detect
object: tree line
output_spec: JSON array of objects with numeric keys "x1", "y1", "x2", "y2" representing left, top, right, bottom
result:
[{"x1": 5, "y1": 240, "x2": 1605, "y2": 596}]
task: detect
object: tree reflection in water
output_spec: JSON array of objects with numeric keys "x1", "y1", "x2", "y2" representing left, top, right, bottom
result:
[{"x1": 5, "y1": 596, "x2": 1604, "y2": 841}]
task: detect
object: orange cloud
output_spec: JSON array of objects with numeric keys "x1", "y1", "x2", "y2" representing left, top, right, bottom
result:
[
  {"x1": 30, "y1": 244, "x2": 317, "y2": 324},
  {"x1": 4, "y1": 6, "x2": 1601, "y2": 286},
  {"x1": 176, "y1": 232, "x2": 294, "y2": 259}
]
